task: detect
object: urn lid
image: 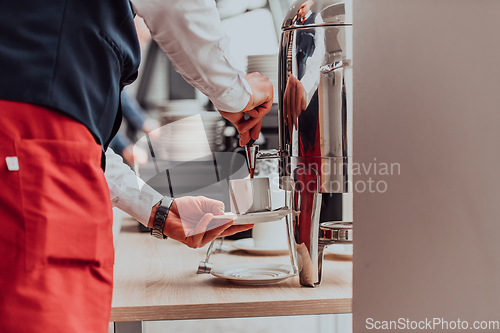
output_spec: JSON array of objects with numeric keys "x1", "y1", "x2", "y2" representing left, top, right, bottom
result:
[{"x1": 282, "y1": 0, "x2": 352, "y2": 30}]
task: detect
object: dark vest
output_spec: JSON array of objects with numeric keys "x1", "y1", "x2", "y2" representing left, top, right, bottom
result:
[{"x1": 0, "y1": 0, "x2": 141, "y2": 148}]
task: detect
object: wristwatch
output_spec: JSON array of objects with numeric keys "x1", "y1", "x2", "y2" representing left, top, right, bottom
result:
[{"x1": 150, "y1": 196, "x2": 174, "y2": 239}]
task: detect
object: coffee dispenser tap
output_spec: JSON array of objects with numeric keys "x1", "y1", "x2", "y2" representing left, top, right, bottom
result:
[{"x1": 244, "y1": 138, "x2": 258, "y2": 178}]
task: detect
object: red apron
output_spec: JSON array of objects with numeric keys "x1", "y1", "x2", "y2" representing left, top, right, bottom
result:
[{"x1": 0, "y1": 100, "x2": 114, "y2": 333}]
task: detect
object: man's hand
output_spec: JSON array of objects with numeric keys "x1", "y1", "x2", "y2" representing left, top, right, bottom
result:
[
  {"x1": 149, "y1": 196, "x2": 253, "y2": 248},
  {"x1": 219, "y1": 72, "x2": 273, "y2": 146}
]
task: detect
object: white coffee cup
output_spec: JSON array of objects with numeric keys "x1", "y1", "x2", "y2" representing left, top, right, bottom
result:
[
  {"x1": 228, "y1": 178, "x2": 271, "y2": 214},
  {"x1": 252, "y1": 170, "x2": 288, "y2": 249},
  {"x1": 252, "y1": 221, "x2": 288, "y2": 249}
]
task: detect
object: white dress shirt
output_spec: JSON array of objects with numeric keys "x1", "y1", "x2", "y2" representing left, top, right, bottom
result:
[
  {"x1": 131, "y1": 0, "x2": 252, "y2": 112},
  {"x1": 105, "y1": 148, "x2": 163, "y2": 225},
  {"x1": 107, "y1": 0, "x2": 250, "y2": 225}
]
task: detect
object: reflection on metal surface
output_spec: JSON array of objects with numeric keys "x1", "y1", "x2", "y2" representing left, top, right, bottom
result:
[
  {"x1": 279, "y1": 25, "x2": 352, "y2": 176},
  {"x1": 197, "y1": 240, "x2": 215, "y2": 274},
  {"x1": 320, "y1": 222, "x2": 353, "y2": 243},
  {"x1": 282, "y1": 0, "x2": 352, "y2": 30},
  {"x1": 279, "y1": 0, "x2": 353, "y2": 287},
  {"x1": 319, "y1": 59, "x2": 351, "y2": 74}
]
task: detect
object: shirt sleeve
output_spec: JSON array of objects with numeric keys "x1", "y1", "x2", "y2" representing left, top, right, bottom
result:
[
  {"x1": 104, "y1": 148, "x2": 163, "y2": 226},
  {"x1": 130, "y1": 0, "x2": 252, "y2": 112}
]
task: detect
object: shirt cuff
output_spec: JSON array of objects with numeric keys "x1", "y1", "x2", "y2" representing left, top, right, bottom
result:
[
  {"x1": 110, "y1": 178, "x2": 163, "y2": 226},
  {"x1": 212, "y1": 74, "x2": 252, "y2": 112}
]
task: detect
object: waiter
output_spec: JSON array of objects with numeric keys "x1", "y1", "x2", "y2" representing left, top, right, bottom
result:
[{"x1": 0, "y1": 0, "x2": 273, "y2": 332}]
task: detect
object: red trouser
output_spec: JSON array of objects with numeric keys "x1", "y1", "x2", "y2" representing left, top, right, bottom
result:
[{"x1": 0, "y1": 100, "x2": 114, "y2": 332}]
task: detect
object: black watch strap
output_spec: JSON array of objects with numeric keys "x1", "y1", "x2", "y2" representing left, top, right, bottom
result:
[{"x1": 151, "y1": 196, "x2": 174, "y2": 239}]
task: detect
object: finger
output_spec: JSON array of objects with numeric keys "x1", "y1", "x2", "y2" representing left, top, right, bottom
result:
[
  {"x1": 243, "y1": 94, "x2": 272, "y2": 119},
  {"x1": 232, "y1": 116, "x2": 253, "y2": 133},
  {"x1": 296, "y1": 89, "x2": 306, "y2": 123},
  {"x1": 250, "y1": 120, "x2": 261, "y2": 141},
  {"x1": 249, "y1": 102, "x2": 271, "y2": 140},
  {"x1": 257, "y1": 98, "x2": 273, "y2": 116},
  {"x1": 198, "y1": 196, "x2": 225, "y2": 215},
  {"x1": 243, "y1": 109, "x2": 261, "y2": 118},
  {"x1": 290, "y1": 79, "x2": 297, "y2": 129},
  {"x1": 297, "y1": 79, "x2": 307, "y2": 112},
  {"x1": 295, "y1": 89, "x2": 302, "y2": 127},
  {"x1": 288, "y1": 83, "x2": 294, "y2": 132},
  {"x1": 285, "y1": 82, "x2": 292, "y2": 136},
  {"x1": 219, "y1": 110, "x2": 243, "y2": 122},
  {"x1": 219, "y1": 111, "x2": 245, "y2": 131},
  {"x1": 219, "y1": 224, "x2": 254, "y2": 237},
  {"x1": 185, "y1": 213, "x2": 213, "y2": 248},
  {"x1": 236, "y1": 115, "x2": 263, "y2": 134},
  {"x1": 283, "y1": 85, "x2": 288, "y2": 118},
  {"x1": 283, "y1": 84, "x2": 290, "y2": 137},
  {"x1": 264, "y1": 81, "x2": 274, "y2": 105},
  {"x1": 199, "y1": 221, "x2": 233, "y2": 248},
  {"x1": 268, "y1": 82, "x2": 274, "y2": 105},
  {"x1": 239, "y1": 130, "x2": 251, "y2": 146}
]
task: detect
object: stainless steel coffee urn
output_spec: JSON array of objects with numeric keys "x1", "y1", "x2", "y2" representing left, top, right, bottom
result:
[{"x1": 278, "y1": 0, "x2": 353, "y2": 287}]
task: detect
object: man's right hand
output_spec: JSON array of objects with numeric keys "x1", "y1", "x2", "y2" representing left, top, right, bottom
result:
[
  {"x1": 219, "y1": 72, "x2": 273, "y2": 146},
  {"x1": 154, "y1": 196, "x2": 253, "y2": 249}
]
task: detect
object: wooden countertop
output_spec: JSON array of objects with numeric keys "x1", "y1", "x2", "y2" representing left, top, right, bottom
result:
[{"x1": 111, "y1": 218, "x2": 352, "y2": 322}]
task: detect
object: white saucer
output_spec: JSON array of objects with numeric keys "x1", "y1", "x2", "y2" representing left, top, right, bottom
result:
[
  {"x1": 324, "y1": 244, "x2": 353, "y2": 259},
  {"x1": 232, "y1": 238, "x2": 289, "y2": 256},
  {"x1": 211, "y1": 207, "x2": 291, "y2": 225},
  {"x1": 211, "y1": 263, "x2": 295, "y2": 285}
]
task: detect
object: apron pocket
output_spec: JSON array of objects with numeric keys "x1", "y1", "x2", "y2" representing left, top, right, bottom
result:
[{"x1": 15, "y1": 139, "x2": 114, "y2": 271}]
